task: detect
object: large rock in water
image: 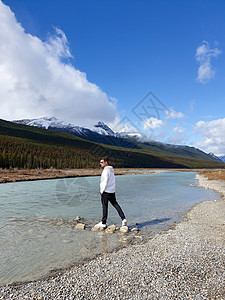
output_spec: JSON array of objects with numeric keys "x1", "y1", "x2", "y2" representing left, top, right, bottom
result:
[
  {"x1": 91, "y1": 226, "x2": 105, "y2": 232},
  {"x1": 75, "y1": 223, "x2": 85, "y2": 230},
  {"x1": 105, "y1": 224, "x2": 117, "y2": 234},
  {"x1": 120, "y1": 225, "x2": 129, "y2": 233}
]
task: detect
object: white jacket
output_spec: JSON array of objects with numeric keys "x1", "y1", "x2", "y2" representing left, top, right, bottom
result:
[{"x1": 100, "y1": 166, "x2": 115, "y2": 194}]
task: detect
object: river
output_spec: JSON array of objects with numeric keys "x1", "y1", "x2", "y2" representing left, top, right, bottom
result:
[{"x1": 0, "y1": 171, "x2": 220, "y2": 285}]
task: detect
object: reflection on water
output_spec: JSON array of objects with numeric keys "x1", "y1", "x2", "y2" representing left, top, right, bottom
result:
[{"x1": 0, "y1": 171, "x2": 220, "y2": 285}]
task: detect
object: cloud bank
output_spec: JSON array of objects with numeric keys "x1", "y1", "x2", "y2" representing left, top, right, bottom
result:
[
  {"x1": 0, "y1": 1, "x2": 118, "y2": 125},
  {"x1": 195, "y1": 118, "x2": 225, "y2": 156},
  {"x1": 195, "y1": 41, "x2": 221, "y2": 84}
]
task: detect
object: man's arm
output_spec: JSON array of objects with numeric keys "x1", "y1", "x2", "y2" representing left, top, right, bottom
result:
[{"x1": 100, "y1": 168, "x2": 109, "y2": 194}]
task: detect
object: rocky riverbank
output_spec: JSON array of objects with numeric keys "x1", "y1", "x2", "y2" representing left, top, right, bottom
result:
[
  {"x1": 0, "y1": 168, "x2": 161, "y2": 184},
  {"x1": 0, "y1": 172, "x2": 224, "y2": 299}
]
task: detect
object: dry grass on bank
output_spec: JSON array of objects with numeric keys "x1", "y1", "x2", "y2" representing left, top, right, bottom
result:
[{"x1": 199, "y1": 169, "x2": 225, "y2": 181}]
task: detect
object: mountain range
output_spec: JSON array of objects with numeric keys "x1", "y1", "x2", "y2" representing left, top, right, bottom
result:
[
  {"x1": 13, "y1": 116, "x2": 222, "y2": 163},
  {"x1": 13, "y1": 117, "x2": 140, "y2": 150},
  {"x1": 14, "y1": 117, "x2": 117, "y2": 137},
  {"x1": 0, "y1": 117, "x2": 224, "y2": 169}
]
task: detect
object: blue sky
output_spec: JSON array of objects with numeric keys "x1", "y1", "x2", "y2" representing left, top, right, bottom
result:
[{"x1": 1, "y1": 0, "x2": 225, "y2": 155}]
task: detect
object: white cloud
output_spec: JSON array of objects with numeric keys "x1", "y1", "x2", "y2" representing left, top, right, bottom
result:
[
  {"x1": 142, "y1": 117, "x2": 164, "y2": 130},
  {"x1": 195, "y1": 41, "x2": 221, "y2": 84},
  {"x1": 46, "y1": 27, "x2": 72, "y2": 59},
  {"x1": 173, "y1": 126, "x2": 185, "y2": 134},
  {"x1": 166, "y1": 109, "x2": 184, "y2": 119},
  {"x1": 194, "y1": 118, "x2": 225, "y2": 156},
  {"x1": 0, "y1": 1, "x2": 118, "y2": 125}
]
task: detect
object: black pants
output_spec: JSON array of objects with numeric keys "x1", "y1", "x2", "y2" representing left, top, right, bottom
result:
[{"x1": 101, "y1": 192, "x2": 125, "y2": 224}]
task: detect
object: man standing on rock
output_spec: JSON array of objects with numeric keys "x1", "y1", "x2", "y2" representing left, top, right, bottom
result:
[{"x1": 95, "y1": 157, "x2": 127, "y2": 228}]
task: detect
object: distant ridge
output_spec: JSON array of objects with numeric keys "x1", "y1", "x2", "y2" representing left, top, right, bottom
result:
[{"x1": 219, "y1": 155, "x2": 225, "y2": 162}]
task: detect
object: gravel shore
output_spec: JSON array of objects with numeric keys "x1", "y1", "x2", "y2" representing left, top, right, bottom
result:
[{"x1": 1, "y1": 174, "x2": 225, "y2": 299}]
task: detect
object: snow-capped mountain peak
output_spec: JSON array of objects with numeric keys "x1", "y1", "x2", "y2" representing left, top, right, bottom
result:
[
  {"x1": 208, "y1": 152, "x2": 223, "y2": 162},
  {"x1": 13, "y1": 116, "x2": 67, "y2": 129},
  {"x1": 13, "y1": 116, "x2": 118, "y2": 137},
  {"x1": 83, "y1": 121, "x2": 116, "y2": 136}
]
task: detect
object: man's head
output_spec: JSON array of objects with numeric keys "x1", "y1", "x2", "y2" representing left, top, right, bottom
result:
[{"x1": 100, "y1": 157, "x2": 109, "y2": 168}]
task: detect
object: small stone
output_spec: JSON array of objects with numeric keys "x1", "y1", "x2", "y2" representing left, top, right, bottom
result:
[
  {"x1": 120, "y1": 225, "x2": 129, "y2": 233},
  {"x1": 75, "y1": 223, "x2": 85, "y2": 230},
  {"x1": 119, "y1": 237, "x2": 129, "y2": 243},
  {"x1": 131, "y1": 227, "x2": 139, "y2": 232},
  {"x1": 56, "y1": 221, "x2": 63, "y2": 226},
  {"x1": 74, "y1": 216, "x2": 82, "y2": 222},
  {"x1": 62, "y1": 240, "x2": 72, "y2": 243}
]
